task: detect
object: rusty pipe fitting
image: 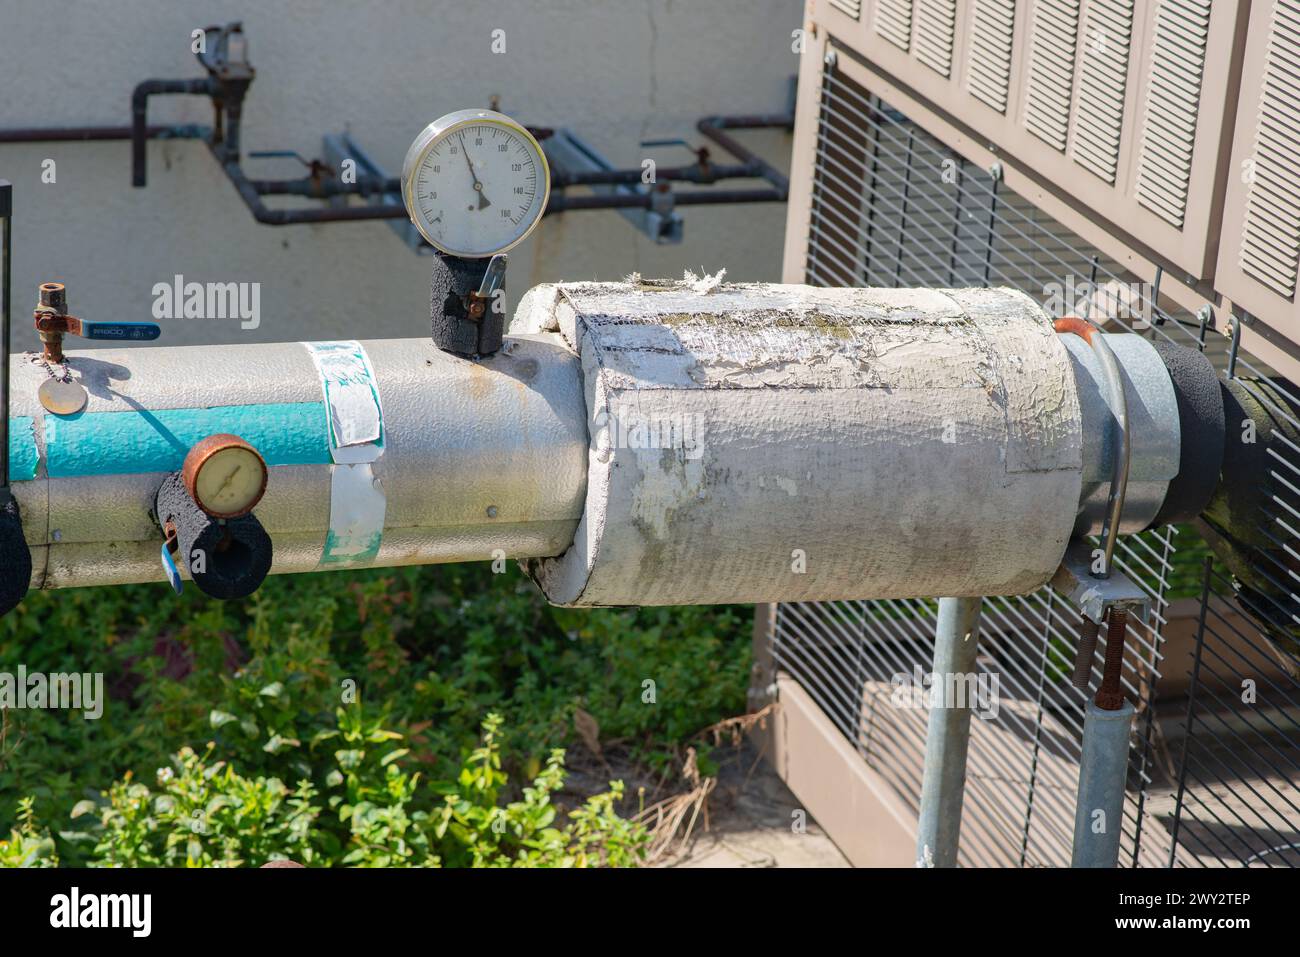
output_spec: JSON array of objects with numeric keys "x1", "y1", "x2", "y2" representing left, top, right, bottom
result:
[
  {"x1": 1094, "y1": 607, "x2": 1128, "y2": 711},
  {"x1": 1053, "y1": 315, "x2": 1098, "y2": 343},
  {"x1": 34, "y1": 281, "x2": 69, "y2": 363}
]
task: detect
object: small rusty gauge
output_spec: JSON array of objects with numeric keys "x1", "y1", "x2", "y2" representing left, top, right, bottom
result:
[{"x1": 182, "y1": 434, "x2": 268, "y2": 519}]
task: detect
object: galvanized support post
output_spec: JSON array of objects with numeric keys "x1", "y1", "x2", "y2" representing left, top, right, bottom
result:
[
  {"x1": 1071, "y1": 699, "x2": 1134, "y2": 867},
  {"x1": 915, "y1": 596, "x2": 983, "y2": 868}
]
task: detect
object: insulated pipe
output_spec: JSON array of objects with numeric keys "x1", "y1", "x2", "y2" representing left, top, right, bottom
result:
[
  {"x1": 513, "y1": 281, "x2": 1182, "y2": 606},
  {"x1": 6, "y1": 334, "x2": 588, "y2": 589},
  {"x1": 1, "y1": 281, "x2": 1207, "y2": 599},
  {"x1": 915, "y1": 596, "x2": 983, "y2": 868}
]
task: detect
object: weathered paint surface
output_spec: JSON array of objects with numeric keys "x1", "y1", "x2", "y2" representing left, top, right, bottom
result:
[{"x1": 513, "y1": 279, "x2": 1085, "y2": 606}]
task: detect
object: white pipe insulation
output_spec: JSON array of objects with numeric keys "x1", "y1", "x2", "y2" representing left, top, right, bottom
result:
[{"x1": 5, "y1": 279, "x2": 1183, "y2": 602}]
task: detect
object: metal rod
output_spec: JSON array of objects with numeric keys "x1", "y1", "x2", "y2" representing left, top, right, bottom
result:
[
  {"x1": 915, "y1": 596, "x2": 983, "y2": 868},
  {"x1": 1070, "y1": 698, "x2": 1135, "y2": 867},
  {"x1": 1071, "y1": 617, "x2": 1100, "y2": 691},
  {"x1": 1091, "y1": 331, "x2": 1131, "y2": 578}
]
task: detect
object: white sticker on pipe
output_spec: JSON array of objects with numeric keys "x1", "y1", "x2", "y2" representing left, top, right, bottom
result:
[
  {"x1": 321, "y1": 462, "x2": 386, "y2": 565},
  {"x1": 303, "y1": 340, "x2": 384, "y2": 461},
  {"x1": 303, "y1": 341, "x2": 386, "y2": 566}
]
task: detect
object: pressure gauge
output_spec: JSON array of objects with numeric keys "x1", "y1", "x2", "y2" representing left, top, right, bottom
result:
[
  {"x1": 182, "y1": 434, "x2": 268, "y2": 519},
  {"x1": 401, "y1": 109, "x2": 550, "y2": 257}
]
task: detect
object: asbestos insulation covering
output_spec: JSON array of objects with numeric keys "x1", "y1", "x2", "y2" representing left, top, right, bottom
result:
[{"x1": 512, "y1": 279, "x2": 1085, "y2": 606}]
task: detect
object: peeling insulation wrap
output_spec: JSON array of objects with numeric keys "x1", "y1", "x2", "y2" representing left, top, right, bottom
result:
[{"x1": 511, "y1": 281, "x2": 1085, "y2": 606}]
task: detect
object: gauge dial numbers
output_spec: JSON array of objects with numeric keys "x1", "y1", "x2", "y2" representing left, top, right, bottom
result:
[{"x1": 401, "y1": 110, "x2": 550, "y2": 258}]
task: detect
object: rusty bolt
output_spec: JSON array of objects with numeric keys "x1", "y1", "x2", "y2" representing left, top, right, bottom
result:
[{"x1": 1094, "y1": 607, "x2": 1128, "y2": 711}]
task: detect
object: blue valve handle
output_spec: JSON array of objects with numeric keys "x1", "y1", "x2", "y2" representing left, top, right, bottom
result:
[{"x1": 80, "y1": 321, "x2": 160, "y2": 342}]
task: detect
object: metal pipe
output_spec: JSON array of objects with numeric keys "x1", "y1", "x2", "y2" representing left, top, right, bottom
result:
[
  {"x1": 218, "y1": 151, "x2": 409, "y2": 225},
  {"x1": 7, "y1": 334, "x2": 588, "y2": 588},
  {"x1": 696, "y1": 114, "x2": 791, "y2": 199},
  {"x1": 131, "y1": 78, "x2": 217, "y2": 186},
  {"x1": 545, "y1": 188, "x2": 784, "y2": 213},
  {"x1": 915, "y1": 596, "x2": 984, "y2": 868},
  {"x1": 0, "y1": 124, "x2": 209, "y2": 144},
  {"x1": 551, "y1": 162, "x2": 757, "y2": 188},
  {"x1": 1071, "y1": 699, "x2": 1135, "y2": 867}
]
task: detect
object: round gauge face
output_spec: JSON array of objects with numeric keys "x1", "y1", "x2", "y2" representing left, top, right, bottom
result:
[
  {"x1": 183, "y1": 436, "x2": 268, "y2": 519},
  {"x1": 401, "y1": 109, "x2": 550, "y2": 258}
]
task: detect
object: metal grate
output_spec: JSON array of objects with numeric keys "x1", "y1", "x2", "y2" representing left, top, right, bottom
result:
[{"x1": 776, "y1": 59, "x2": 1300, "y2": 867}]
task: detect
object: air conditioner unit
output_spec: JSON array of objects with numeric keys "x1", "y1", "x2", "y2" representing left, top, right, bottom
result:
[{"x1": 763, "y1": 0, "x2": 1300, "y2": 868}]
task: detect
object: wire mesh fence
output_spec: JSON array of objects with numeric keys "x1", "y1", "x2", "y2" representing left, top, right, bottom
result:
[{"x1": 771, "y1": 58, "x2": 1300, "y2": 867}]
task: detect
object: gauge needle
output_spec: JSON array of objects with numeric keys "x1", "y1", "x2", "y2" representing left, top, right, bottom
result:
[
  {"x1": 459, "y1": 133, "x2": 492, "y2": 210},
  {"x1": 214, "y1": 465, "x2": 242, "y2": 498}
]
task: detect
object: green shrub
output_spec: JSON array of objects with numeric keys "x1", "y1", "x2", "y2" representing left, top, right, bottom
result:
[
  {"x1": 72, "y1": 712, "x2": 644, "y2": 868},
  {"x1": 0, "y1": 561, "x2": 750, "y2": 866}
]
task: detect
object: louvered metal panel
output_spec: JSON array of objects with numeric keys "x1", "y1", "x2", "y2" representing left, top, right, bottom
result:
[
  {"x1": 805, "y1": 1, "x2": 1244, "y2": 300},
  {"x1": 829, "y1": 0, "x2": 864, "y2": 19},
  {"x1": 914, "y1": 0, "x2": 958, "y2": 76},
  {"x1": 1216, "y1": 0, "x2": 1300, "y2": 360},
  {"x1": 874, "y1": 0, "x2": 914, "y2": 51},
  {"x1": 1070, "y1": 0, "x2": 1133, "y2": 183},
  {"x1": 966, "y1": 0, "x2": 1016, "y2": 112},
  {"x1": 779, "y1": 48, "x2": 1300, "y2": 867},
  {"x1": 1134, "y1": 0, "x2": 1211, "y2": 229},
  {"x1": 1023, "y1": 0, "x2": 1080, "y2": 151},
  {"x1": 1239, "y1": 2, "x2": 1300, "y2": 300}
]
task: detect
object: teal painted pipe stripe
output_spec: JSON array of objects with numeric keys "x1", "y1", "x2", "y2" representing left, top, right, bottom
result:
[
  {"x1": 7, "y1": 417, "x2": 38, "y2": 482},
  {"x1": 44, "y1": 402, "x2": 332, "y2": 478}
]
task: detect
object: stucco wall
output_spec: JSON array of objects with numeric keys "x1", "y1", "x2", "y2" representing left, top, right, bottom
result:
[{"x1": 0, "y1": 0, "x2": 800, "y2": 347}]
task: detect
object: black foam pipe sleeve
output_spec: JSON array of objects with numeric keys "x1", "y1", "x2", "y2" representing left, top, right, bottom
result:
[
  {"x1": 155, "y1": 473, "x2": 272, "y2": 601},
  {"x1": 430, "y1": 253, "x2": 503, "y2": 357},
  {"x1": 0, "y1": 493, "x2": 31, "y2": 615},
  {"x1": 1148, "y1": 339, "x2": 1226, "y2": 527}
]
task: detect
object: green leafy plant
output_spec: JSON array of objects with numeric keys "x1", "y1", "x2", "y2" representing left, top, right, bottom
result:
[
  {"x1": 0, "y1": 561, "x2": 749, "y2": 867},
  {"x1": 69, "y1": 712, "x2": 644, "y2": 868},
  {"x1": 0, "y1": 797, "x2": 58, "y2": 867}
]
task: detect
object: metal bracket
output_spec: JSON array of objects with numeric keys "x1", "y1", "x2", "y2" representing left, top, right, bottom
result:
[
  {"x1": 321, "y1": 132, "x2": 435, "y2": 254},
  {"x1": 543, "y1": 129, "x2": 684, "y2": 244},
  {"x1": 466, "y1": 254, "x2": 508, "y2": 321},
  {"x1": 1050, "y1": 539, "x2": 1149, "y2": 626}
]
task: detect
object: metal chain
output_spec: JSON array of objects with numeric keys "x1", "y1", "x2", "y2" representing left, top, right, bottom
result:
[{"x1": 27, "y1": 351, "x2": 71, "y2": 383}]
